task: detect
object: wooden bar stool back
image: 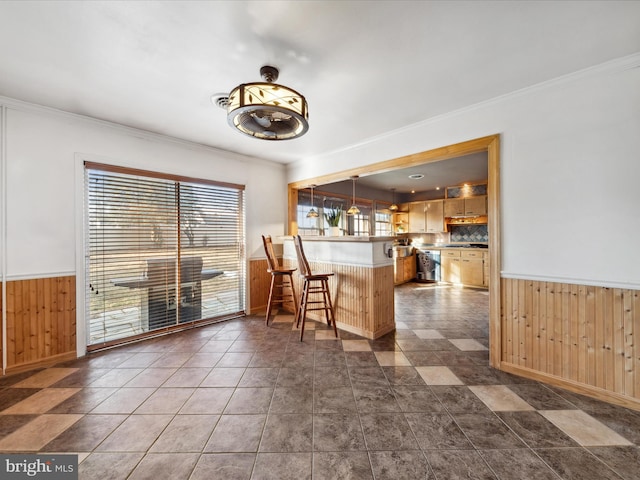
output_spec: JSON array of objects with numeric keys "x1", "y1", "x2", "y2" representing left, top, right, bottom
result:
[
  {"x1": 262, "y1": 235, "x2": 298, "y2": 326},
  {"x1": 293, "y1": 235, "x2": 338, "y2": 341}
]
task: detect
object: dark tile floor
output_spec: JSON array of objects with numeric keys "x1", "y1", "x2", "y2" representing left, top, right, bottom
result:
[{"x1": 1, "y1": 283, "x2": 640, "y2": 479}]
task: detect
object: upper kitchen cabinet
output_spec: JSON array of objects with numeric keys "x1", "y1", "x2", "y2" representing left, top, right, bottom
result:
[
  {"x1": 463, "y1": 195, "x2": 487, "y2": 216},
  {"x1": 425, "y1": 200, "x2": 444, "y2": 233},
  {"x1": 444, "y1": 195, "x2": 487, "y2": 217},
  {"x1": 408, "y1": 202, "x2": 426, "y2": 232},
  {"x1": 444, "y1": 198, "x2": 464, "y2": 217},
  {"x1": 409, "y1": 200, "x2": 444, "y2": 233}
]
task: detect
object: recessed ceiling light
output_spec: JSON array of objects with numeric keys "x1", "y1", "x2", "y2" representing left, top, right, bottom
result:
[{"x1": 408, "y1": 174, "x2": 424, "y2": 180}]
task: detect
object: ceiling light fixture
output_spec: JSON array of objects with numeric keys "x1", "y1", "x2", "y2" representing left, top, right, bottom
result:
[
  {"x1": 347, "y1": 176, "x2": 360, "y2": 215},
  {"x1": 306, "y1": 185, "x2": 319, "y2": 218},
  {"x1": 222, "y1": 65, "x2": 309, "y2": 141},
  {"x1": 408, "y1": 173, "x2": 424, "y2": 180},
  {"x1": 389, "y1": 188, "x2": 398, "y2": 212}
]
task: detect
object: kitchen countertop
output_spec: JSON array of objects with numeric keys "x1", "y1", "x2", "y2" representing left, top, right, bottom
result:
[
  {"x1": 412, "y1": 244, "x2": 489, "y2": 250},
  {"x1": 283, "y1": 235, "x2": 396, "y2": 242}
]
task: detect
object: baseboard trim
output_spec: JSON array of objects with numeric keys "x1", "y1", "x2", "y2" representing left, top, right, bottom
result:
[
  {"x1": 4, "y1": 351, "x2": 78, "y2": 377},
  {"x1": 334, "y1": 320, "x2": 396, "y2": 340},
  {"x1": 500, "y1": 361, "x2": 640, "y2": 412}
]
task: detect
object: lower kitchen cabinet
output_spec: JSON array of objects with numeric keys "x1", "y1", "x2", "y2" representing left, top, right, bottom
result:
[
  {"x1": 460, "y1": 256, "x2": 483, "y2": 286},
  {"x1": 404, "y1": 254, "x2": 417, "y2": 282},
  {"x1": 440, "y1": 249, "x2": 487, "y2": 288},
  {"x1": 441, "y1": 251, "x2": 461, "y2": 283},
  {"x1": 483, "y1": 251, "x2": 489, "y2": 286},
  {"x1": 394, "y1": 254, "x2": 416, "y2": 285}
]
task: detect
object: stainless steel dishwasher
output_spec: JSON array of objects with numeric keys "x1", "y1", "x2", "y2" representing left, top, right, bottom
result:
[{"x1": 416, "y1": 250, "x2": 441, "y2": 283}]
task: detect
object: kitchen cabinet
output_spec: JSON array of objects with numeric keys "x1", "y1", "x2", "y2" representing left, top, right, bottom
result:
[
  {"x1": 408, "y1": 202, "x2": 425, "y2": 232},
  {"x1": 440, "y1": 249, "x2": 488, "y2": 288},
  {"x1": 443, "y1": 196, "x2": 487, "y2": 217},
  {"x1": 444, "y1": 198, "x2": 465, "y2": 217},
  {"x1": 425, "y1": 200, "x2": 444, "y2": 233},
  {"x1": 408, "y1": 200, "x2": 444, "y2": 233},
  {"x1": 460, "y1": 251, "x2": 483, "y2": 286},
  {"x1": 483, "y1": 251, "x2": 489, "y2": 286},
  {"x1": 394, "y1": 254, "x2": 416, "y2": 285},
  {"x1": 441, "y1": 250, "x2": 461, "y2": 283},
  {"x1": 464, "y1": 196, "x2": 487, "y2": 215}
]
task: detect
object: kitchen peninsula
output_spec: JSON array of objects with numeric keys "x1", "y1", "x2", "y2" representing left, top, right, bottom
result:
[{"x1": 282, "y1": 236, "x2": 395, "y2": 339}]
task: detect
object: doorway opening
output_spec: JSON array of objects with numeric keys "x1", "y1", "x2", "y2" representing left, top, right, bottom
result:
[{"x1": 287, "y1": 135, "x2": 501, "y2": 367}]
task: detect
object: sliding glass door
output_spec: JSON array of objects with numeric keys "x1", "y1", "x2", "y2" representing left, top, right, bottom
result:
[{"x1": 85, "y1": 163, "x2": 245, "y2": 349}]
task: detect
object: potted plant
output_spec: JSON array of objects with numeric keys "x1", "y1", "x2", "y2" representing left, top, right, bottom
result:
[{"x1": 324, "y1": 206, "x2": 342, "y2": 236}]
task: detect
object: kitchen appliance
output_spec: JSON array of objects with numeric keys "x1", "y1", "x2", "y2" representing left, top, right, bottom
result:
[{"x1": 416, "y1": 250, "x2": 441, "y2": 283}]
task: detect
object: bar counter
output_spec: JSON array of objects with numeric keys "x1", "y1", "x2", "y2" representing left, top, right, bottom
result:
[{"x1": 282, "y1": 236, "x2": 395, "y2": 339}]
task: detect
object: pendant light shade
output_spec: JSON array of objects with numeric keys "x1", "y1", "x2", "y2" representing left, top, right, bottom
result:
[
  {"x1": 347, "y1": 176, "x2": 360, "y2": 215},
  {"x1": 226, "y1": 66, "x2": 309, "y2": 140},
  {"x1": 389, "y1": 188, "x2": 398, "y2": 211},
  {"x1": 306, "y1": 185, "x2": 319, "y2": 218}
]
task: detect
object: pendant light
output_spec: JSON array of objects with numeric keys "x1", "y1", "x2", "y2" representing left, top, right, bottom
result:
[
  {"x1": 347, "y1": 176, "x2": 360, "y2": 215},
  {"x1": 389, "y1": 188, "x2": 398, "y2": 212},
  {"x1": 306, "y1": 185, "x2": 319, "y2": 218}
]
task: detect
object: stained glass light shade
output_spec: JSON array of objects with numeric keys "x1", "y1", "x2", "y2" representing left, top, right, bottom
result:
[{"x1": 227, "y1": 83, "x2": 309, "y2": 140}]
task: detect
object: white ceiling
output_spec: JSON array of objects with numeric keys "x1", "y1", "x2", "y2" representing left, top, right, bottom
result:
[{"x1": 0, "y1": 0, "x2": 638, "y2": 171}]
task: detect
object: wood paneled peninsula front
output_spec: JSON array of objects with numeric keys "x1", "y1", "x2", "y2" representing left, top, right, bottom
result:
[{"x1": 282, "y1": 236, "x2": 395, "y2": 339}]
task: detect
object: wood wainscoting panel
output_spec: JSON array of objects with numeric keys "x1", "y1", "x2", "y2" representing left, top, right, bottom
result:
[
  {"x1": 501, "y1": 277, "x2": 640, "y2": 408},
  {"x1": 249, "y1": 258, "x2": 271, "y2": 314},
  {"x1": 370, "y1": 265, "x2": 395, "y2": 335},
  {"x1": 4, "y1": 276, "x2": 77, "y2": 373},
  {"x1": 0, "y1": 284, "x2": 2, "y2": 367}
]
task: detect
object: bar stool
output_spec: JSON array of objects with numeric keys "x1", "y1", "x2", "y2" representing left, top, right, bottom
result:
[
  {"x1": 262, "y1": 235, "x2": 298, "y2": 326},
  {"x1": 293, "y1": 235, "x2": 338, "y2": 341}
]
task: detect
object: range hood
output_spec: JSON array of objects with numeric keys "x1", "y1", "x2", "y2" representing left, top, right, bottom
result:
[{"x1": 447, "y1": 216, "x2": 487, "y2": 225}]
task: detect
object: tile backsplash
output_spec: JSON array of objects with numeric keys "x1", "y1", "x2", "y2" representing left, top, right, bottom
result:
[
  {"x1": 450, "y1": 224, "x2": 488, "y2": 243},
  {"x1": 406, "y1": 232, "x2": 450, "y2": 245}
]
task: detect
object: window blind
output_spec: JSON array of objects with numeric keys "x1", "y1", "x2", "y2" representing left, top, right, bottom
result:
[{"x1": 85, "y1": 165, "x2": 245, "y2": 348}]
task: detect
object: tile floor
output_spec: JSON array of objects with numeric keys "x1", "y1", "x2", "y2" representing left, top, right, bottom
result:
[{"x1": 1, "y1": 283, "x2": 640, "y2": 479}]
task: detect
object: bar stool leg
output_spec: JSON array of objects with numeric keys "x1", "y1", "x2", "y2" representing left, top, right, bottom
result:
[
  {"x1": 323, "y1": 278, "x2": 338, "y2": 337},
  {"x1": 328, "y1": 298, "x2": 338, "y2": 338},
  {"x1": 265, "y1": 274, "x2": 277, "y2": 326},
  {"x1": 298, "y1": 280, "x2": 310, "y2": 341},
  {"x1": 321, "y1": 279, "x2": 331, "y2": 326},
  {"x1": 287, "y1": 273, "x2": 299, "y2": 318},
  {"x1": 294, "y1": 280, "x2": 303, "y2": 328}
]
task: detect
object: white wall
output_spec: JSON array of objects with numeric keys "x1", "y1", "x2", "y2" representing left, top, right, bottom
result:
[
  {"x1": 288, "y1": 54, "x2": 640, "y2": 289},
  {"x1": 1, "y1": 100, "x2": 288, "y2": 279}
]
